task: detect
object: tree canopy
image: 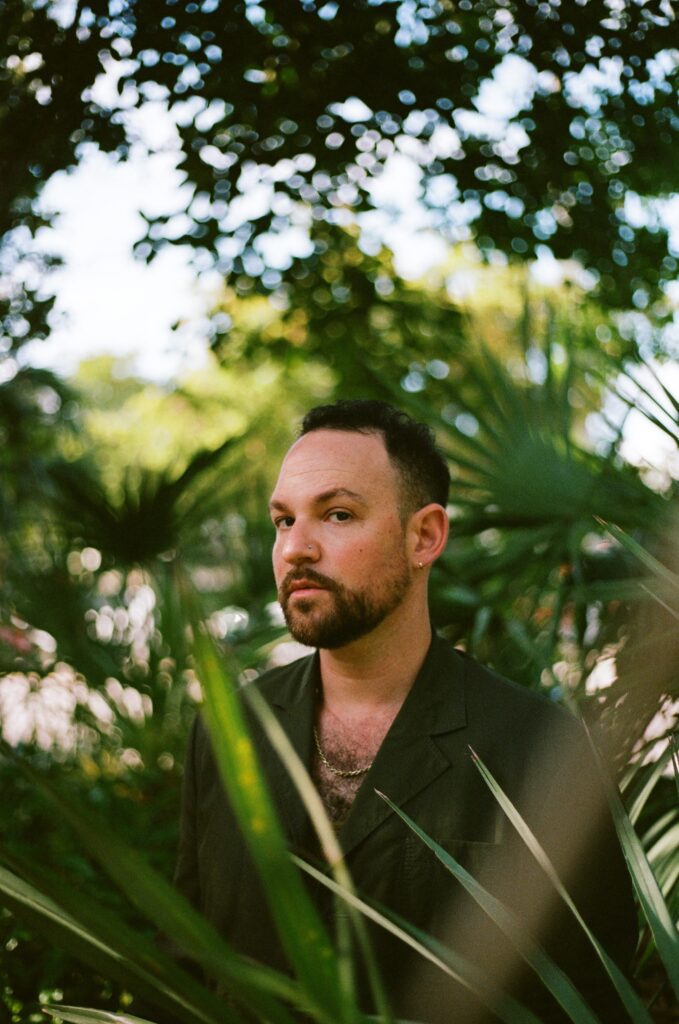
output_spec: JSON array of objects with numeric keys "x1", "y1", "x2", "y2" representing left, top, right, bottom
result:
[{"x1": 1, "y1": 0, "x2": 678, "y2": 334}]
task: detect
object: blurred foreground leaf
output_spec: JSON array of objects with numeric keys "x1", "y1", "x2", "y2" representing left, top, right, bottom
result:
[
  {"x1": 376, "y1": 793, "x2": 598, "y2": 1024},
  {"x1": 469, "y1": 748, "x2": 652, "y2": 1023}
]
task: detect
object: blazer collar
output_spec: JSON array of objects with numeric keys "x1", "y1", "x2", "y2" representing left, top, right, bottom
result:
[
  {"x1": 267, "y1": 650, "x2": 320, "y2": 714},
  {"x1": 385, "y1": 632, "x2": 467, "y2": 737},
  {"x1": 256, "y1": 653, "x2": 317, "y2": 849},
  {"x1": 267, "y1": 633, "x2": 467, "y2": 728},
  {"x1": 263, "y1": 635, "x2": 469, "y2": 857},
  {"x1": 340, "y1": 634, "x2": 468, "y2": 856}
]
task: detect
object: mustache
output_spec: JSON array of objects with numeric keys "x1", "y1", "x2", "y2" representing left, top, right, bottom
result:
[{"x1": 279, "y1": 568, "x2": 338, "y2": 600}]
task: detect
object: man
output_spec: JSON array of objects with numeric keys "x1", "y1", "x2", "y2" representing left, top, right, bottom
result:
[{"x1": 175, "y1": 400, "x2": 637, "y2": 1023}]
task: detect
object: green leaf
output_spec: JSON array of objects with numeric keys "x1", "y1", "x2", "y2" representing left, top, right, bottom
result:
[
  {"x1": 0, "y1": 862, "x2": 103, "y2": 946},
  {"x1": 671, "y1": 733, "x2": 679, "y2": 804},
  {"x1": 587, "y1": 742, "x2": 679, "y2": 1004},
  {"x1": 1, "y1": 742, "x2": 301, "y2": 1024},
  {"x1": 504, "y1": 618, "x2": 555, "y2": 679},
  {"x1": 179, "y1": 573, "x2": 354, "y2": 1024},
  {"x1": 625, "y1": 741, "x2": 677, "y2": 825},
  {"x1": 635, "y1": 360, "x2": 679, "y2": 422},
  {"x1": 293, "y1": 857, "x2": 541, "y2": 1024},
  {"x1": 375, "y1": 793, "x2": 598, "y2": 1024},
  {"x1": 43, "y1": 1006, "x2": 160, "y2": 1024},
  {"x1": 645, "y1": 818, "x2": 679, "y2": 897},
  {"x1": 595, "y1": 518, "x2": 679, "y2": 593},
  {"x1": 242, "y1": 684, "x2": 394, "y2": 1024},
  {"x1": 469, "y1": 747, "x2": 654, "y2": 1024},
  {"x1": 612, "y1": 369, "x2": 679, "y2": 446},
  {"x1": 0, "y1": 852, "x2": 229, "y2": 1024}
]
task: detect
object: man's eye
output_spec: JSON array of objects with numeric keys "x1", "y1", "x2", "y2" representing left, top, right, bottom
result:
[
  {"x1": 327, "y1": 510, "x2": 352, "y2": 523},
  {"x1": 274, "y1": 516, "x2": 294, "y2": 530}
]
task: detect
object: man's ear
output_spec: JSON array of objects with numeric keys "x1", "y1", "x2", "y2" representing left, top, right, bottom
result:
[{"x1": 408, "y1": 503, "x2": 449, "y2": 569}]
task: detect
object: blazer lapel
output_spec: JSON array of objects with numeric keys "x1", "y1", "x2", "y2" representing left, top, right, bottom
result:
[
  {"x1": 255, "y1": 652, "x2": 319, "y2": 848},
  {"x1": 338, "y1": 636, "x2": 468, "y2": 858},
  {"x1": 251, "y1": 639, "x2": 468, "y2": 858}
]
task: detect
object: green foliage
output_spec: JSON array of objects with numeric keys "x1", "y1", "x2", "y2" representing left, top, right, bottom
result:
[
  {"x1": 179, "y1": 578, "x2": 352, "y2": 1024},
  {"x1": 0, "y1": 350, "x2": 323, "y2": 1018},
  {"x1": 63, "y1": 2, "x2": 679, "y2": 310},
  {"x1": 2, "y1": 567, "x2": 678, "y2": 1023},
  {"x1": 2, "y1": 1, "x2": 677, "y2": 1013},
  {"x1": 469, "y1": 750, "x2": 654, "y2": 1022},
  {"x1": 377, "y1": 792, "x2": 601, "y2": 1024},
  {"x1": 0, "y1": 0, "x2": 123, "y2": 371},
  {"x1": 294, "y1": 857, "x2": 542, "y2": 1024},
  {"x1": 1, "y1": 0, "x2": 678, "y2": 346},
  {"x1": 211, "y1": 225, "x2": 465, "y2": 393},
  {"x1": 0, "y1": 589, "x2": 560, "y2": 1024},
  {"x1": 44, "y1": 1009, "x2": 159, "y2": 1024},
  {"x1": 1, "y1": 250, "x2": 678, "y2": 1018}
]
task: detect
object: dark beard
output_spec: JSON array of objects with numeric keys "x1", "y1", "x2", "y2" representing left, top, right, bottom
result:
[{"x1": 279, "y1": 564, "x2": 411, "y2": 650}]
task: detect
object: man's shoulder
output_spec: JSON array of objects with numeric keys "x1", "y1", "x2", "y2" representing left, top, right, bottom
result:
[
  {"x1": 438, "y1": 642, "x2": 602, "y2": 821},
  {"x1": 435, "y1": 637, "x2": 582, "y2": 740},
  {"x1": 457, "y1": 646, "x2": 563, "y2": 708}
]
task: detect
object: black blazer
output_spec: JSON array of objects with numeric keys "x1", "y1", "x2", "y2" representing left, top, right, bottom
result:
[{"x1": 175, "y1": 635, "x2": 637, "y2": 1023}]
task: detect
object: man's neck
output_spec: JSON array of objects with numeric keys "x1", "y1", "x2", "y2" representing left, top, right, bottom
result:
[{"x1": 317, "y1": 601, "x2": 432, "y2": 715}]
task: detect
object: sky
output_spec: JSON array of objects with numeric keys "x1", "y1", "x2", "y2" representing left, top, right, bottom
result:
[{"x1": 23, "y1": 139, "x2": 213, "y2": 382}]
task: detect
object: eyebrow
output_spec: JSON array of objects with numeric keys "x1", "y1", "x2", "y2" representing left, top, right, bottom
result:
[{"x1": 268, "y1": 487, "x2": 368, "y2": 513}]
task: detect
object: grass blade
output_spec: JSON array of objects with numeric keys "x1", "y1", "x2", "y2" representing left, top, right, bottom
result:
[
  {"x1": 645, "y1": 819, "x2": 679, "y2": 897},
  {"x1": 671, "y1": 734, "x2": 679, "y2": 804},
  {"x1": 585, "y1": 738, "x2": 679, "y2": 1003},
  {"x1": 595, "y1": 518, "x2": 679, "y2": 593},
  {"x1": 613, "y1": 374, "x2": 679, "y2": 444},
  {"x1": 242, "y1": 685, "x2": 394, "y2": 1024},
  {"x1": 293, "y1": 857, "x2": 542, "y2": 1024},
  {"x1": 625, "y1": 741, "x2": 677, "y2": 825},
  {"x1": 44, "y1": 1007, "x2": 160, "y2": 1024},
  {"x1": 639, "y1": 583, "x2": 679, "y2": 622},
  {"x1": 179, "y1": 574, "x2": 353, "y2": 1024},
  {"x1": 1, "y1": 743, "x2": 301, "y2": 1024},
  {"x1": 633, "y1": 359, "x2": 679, "y2": 421},
  {"x1": 0, "y1": 850, "x2": 230, "y2": 1024},
  {"x1": 0, "y1": 860, "x2": 227, "y2": 1024},
  {"x1": 376, "y1": 793, "x2": 599, "y2": 1024},
  {"x1": 0, "y1": 865, "x2": 131, "y2": 981},
  {"x1": 469, "y1": 747, "x2": 653, "y2": 1024}
]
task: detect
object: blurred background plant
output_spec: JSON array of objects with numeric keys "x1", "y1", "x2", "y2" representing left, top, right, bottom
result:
[{"x1": 0, "y1": 0, "x2": 677, "y2": 1020}]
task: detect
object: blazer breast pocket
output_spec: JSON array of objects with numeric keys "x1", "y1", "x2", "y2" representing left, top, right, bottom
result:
[{"x1": 404, "y1": 830, "x2": 502, "y2": 884}]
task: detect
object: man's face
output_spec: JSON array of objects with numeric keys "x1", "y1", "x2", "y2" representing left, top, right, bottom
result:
[{"x1": 269, "y1": 429, "x2": 414, "y2": 649}]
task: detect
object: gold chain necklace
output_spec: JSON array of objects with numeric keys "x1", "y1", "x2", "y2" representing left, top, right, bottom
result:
[{"x1": 313, "y1": 727, "x2": 372, "y2": 779}]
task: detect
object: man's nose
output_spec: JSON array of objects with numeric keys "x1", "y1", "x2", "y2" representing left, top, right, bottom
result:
[{"x1": 280, "y1": 523, "x2": 320, "y2": 564}]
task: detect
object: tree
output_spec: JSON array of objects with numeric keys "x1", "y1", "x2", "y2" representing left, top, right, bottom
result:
[
  {"x1": 1, "y1": 0, "x2": 678, "y2": 343},
  {"x1": 0, "y1": 0, "x2": 123, "y2": 370}
]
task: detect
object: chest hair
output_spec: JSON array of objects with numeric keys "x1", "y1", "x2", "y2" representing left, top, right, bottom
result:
[{"x1": 311, "y1": 712, "x2": 395, "y2": 830}]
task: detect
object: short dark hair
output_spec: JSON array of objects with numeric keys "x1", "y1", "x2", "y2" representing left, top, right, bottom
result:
[{"x1": 300, "y1": 400, "x2": 450, "y2": 513}]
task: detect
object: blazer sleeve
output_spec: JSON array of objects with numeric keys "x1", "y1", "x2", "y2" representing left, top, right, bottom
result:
[{"x1": 173, "y1": 712, "x2": 202, "y2": 910}]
